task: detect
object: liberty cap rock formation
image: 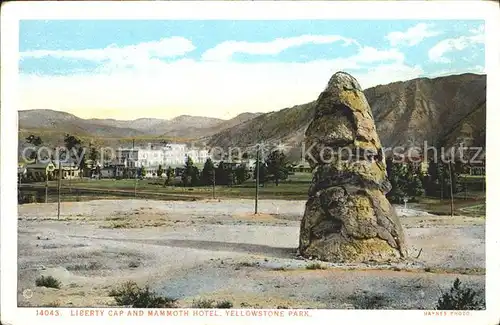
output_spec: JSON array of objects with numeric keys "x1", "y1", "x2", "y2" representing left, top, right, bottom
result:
[{"x1": 299, "y1": 71, "x2": 408, "y2": 262}]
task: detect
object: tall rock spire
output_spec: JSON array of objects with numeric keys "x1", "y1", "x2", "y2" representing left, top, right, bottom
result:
[{"x1": 299, "y1": 71, "x2": 407, "y2": 262}]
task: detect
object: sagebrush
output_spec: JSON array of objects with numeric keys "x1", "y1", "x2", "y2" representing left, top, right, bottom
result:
[
  {"x1": 110, "y1": 281, "x2": 177, "y2": 308},
  {"x1": 436, "y1": 278, "x2": 485, "y2": 310},
  {"x1": 306, "y1": 262, "x2": 326, "y2": 270},
  {"x1": 192, "y1": 298, "x2": 233, "y2": 309},
  {"x1": 35, "y1": 276, "x2": 61, "y2": 289}
]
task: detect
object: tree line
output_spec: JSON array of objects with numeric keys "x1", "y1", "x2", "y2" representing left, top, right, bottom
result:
[
  {"x1": 165, "y1": 149, "x2": 291, "y2": 188},
  {"x1": 386, "y1": 158, "x2": 471, "y2": 203}
]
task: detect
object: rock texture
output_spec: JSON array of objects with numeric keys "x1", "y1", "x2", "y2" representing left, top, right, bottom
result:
[{"x1": 299, "y1": 72, "x2": 408, "y2": 262}]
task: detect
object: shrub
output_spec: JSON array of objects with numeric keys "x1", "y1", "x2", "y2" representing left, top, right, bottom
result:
[
  {"x1": 351, "y1": 293, "x2": 387, "y2": 309},
  {"x1": 215, "y1": 300, "x2": 233, "y2": 309},
  {"x1": 35, "y1": 275, "x2": 61, "y2": 289},
  {"x1": 42, "y1": 301, "x2": 60, "y2": 307},
  {"x1": 110, "y1": 281, "x2": 177, "y2": 308},
  {"x1": 237, "y1": 261, "x2": 258, "y2": 267},
  {"x1": 436, "y1": 278, "x2": 485, "y2": 310},
  {"x1": 192, "y1": 299, "x2": 215, "y2": 308},
  {"x1": 305, "y1": 262, "x2": 326, "y2": 270},
  {"x1": 128, "y1": 260, "x2": 141, "y2": 268},
  {"x1": 192, "y1": 299, "x2": 233, "y2": 309}
]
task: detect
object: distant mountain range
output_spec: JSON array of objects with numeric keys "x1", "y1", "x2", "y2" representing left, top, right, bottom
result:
[
  {"x1": 18, "y1": 110, "x2": 262, "y2": 148},
  {"x1": 207, "y1": 73, "x2": 486, "y2": 158},
  {"x1": 19, "y1": 73, "x2": 486, "y2": 160}
]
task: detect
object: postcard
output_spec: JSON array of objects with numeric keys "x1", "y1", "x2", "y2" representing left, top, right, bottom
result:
[{"x1": 1, "y1": 1, "x2": 499, "y2": 325}]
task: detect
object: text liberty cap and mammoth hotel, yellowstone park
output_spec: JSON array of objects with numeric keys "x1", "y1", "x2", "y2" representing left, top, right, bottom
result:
[{"x1": 1, "y1": 2, "x2": 499, "y2": 325}]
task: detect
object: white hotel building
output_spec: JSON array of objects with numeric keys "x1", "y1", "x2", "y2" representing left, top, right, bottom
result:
[{"x1": 117, "y1": 144, "x2": 209, "y2": 169}]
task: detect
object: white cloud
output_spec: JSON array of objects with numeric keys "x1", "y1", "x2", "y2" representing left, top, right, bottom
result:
[
  {"x1": 350, "y1": 46, "x2": 404, "y2": 63},
  {"x1": 428, "y1": 26, "x2": 484, "y2": 63},
  {"x1": 18, "y1": 32, "x2": 424, "y2": 120},
  {"x1": 386, "y1": 23, "x2": 441, "y2": 47},
  {"x1": 20, "y1": 37, "x2": 196, "y2": 63},
  {"x1": 19, "y1": 44, "x2": 419, "y2": 120},
  {"x1": 201, "y1": 35, "x2": 359, "y2": 61}
]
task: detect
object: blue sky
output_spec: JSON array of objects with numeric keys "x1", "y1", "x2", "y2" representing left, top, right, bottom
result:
[{"x1": 19, "y1": 20, "x2": 485, "y2": 120}]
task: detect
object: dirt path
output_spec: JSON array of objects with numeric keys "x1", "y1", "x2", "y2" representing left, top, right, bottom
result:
[{"x1": 17, "y1": 199, "x2": 485, "y2": 309}]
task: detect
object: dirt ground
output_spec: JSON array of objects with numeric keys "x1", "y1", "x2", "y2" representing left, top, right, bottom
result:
[{"x1": 17, "y1": 199, "x2": 485, "y2": 309}]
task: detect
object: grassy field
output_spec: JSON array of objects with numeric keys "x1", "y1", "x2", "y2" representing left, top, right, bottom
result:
[
  {"x1": 20, "y1": 173, "x2": 314, "y2": 201},
  {"x1": 412, "y1": 197, "x2": 485, "y2": 218},
  {"x1": 19, "y1": 172, "x2": 486, "y2": 217}
]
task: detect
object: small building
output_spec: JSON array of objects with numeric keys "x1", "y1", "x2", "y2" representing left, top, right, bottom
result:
[
  {"x1": 290, "y1": 162, "x2": 312, "y2": 173},
  {"x1": 18, "y1": 164, "x2": 27, "y2": 181},
  {"x1": 81, "y1": 159, "x2": 102, "y2": 178},
  {"x1": 25, "y1": 161, "x2": 56, "y2": 181},
  {"x1": 174, "y1": 167, "x2": 185, "y2": 177},
  {"x1": 470, "y1": 158, "x2": 486, "y2": 176},
  {"x1": 101, "y1": 163, "x2": 127, "y2": 178},
  {"x1": 100, "y1": 166, "x2": 115, "y2": 179},
  {"x1": 144, "y1": 166, "x2": 159, "y2": 178},
  {"x1": 218, "y1": 162, "x2": 239, "y2": 171},
  {"x1": 53, "y1": 161, "x2": 81, "y2": 179}
]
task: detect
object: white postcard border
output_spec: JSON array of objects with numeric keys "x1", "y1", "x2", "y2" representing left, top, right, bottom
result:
[{"x1": 1, "y1": 1, "x2": 499, "y2": 325}]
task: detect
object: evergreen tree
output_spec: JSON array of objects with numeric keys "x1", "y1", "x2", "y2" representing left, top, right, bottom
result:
[
  {"x1": 139, "y1": 166, "x2": 146, "y2": 179},
  {"x1": 386, "y1": 159, "x2": 408, "y2": 203},
  {"x1": 89, "y1": 146, "x2": 99, "y2": 167},
  {"x1": 442, "y1": 161, "x2": 459, "y2": 198},
  {"x1": 408, "y1": 175, "x2": 425, "y2": 199},
  {"x1": 424, "y1": 159, "x2": 441, "y2": 197},
  {"x1": 424, "y1": 159, "x2": 459, "y2": 199},
  {"x1": 25, "y1": 135, "x2": 43, "y2": 161},
  {"x1": 226, "y1": 169, "x2": 234, "y2": 186},
  {"x1": 95, "y1": 165, "x2": 102, "y2": 179},
  {"x1": 215, "y1": 162, "x2": 235, "y2": 186},
  {"x1": 234, "y1": 165, "x2": 249, "y2": 185},
  {"x1": 164, "y1": 166, "x2": 174, "y2": 187},
  {"x1": 403, "y1": 162, "x2": 424, "y2": 199},
  {"x1": 182, "y1": 156, "x2": 199, "y2": 186},
  {"x1": 202, "y1": 158, "x2": 216, "y2": 197},
  {"x1": 253, "y1": 161, "x2": 268, "y2": 185},
  {"x1": 78, "y1": 147, "x2": 86, "y2": 178},
  {"x1": 201, "y1": 158, "x2": 216, "y2": 186},
  {"x1": 265, "y1": 150, "x2": 289, "y2": 186}
]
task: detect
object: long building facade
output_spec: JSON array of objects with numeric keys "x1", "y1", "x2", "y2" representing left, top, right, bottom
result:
[{"x1": 116, "y1": 143, "x2": 210, "y2": 169}]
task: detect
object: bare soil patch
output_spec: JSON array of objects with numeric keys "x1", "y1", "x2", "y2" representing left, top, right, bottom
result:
[{"x1": 17, "y1": 199, "x2": 485, "y2": 309}]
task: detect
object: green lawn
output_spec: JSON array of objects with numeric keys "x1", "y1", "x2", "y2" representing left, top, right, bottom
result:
[
  {"x1": 20, "y1": 172, "x2": 486, "y2": 217},
  {"x1": 412, "y1": 196, "x2": 485, "y2": 217},
  {"x1": 23, "y1": 173, "x2": 313, "y2": 200},
  {"x1": 460, "y1": 174, "x2": 486, "y2": 183}
]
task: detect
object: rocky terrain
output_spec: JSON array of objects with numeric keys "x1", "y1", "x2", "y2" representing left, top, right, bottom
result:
[
  {"x1": 299, "y1": 72, "x2": 407, "y2": 262},
  {"x1": 207, "y1": 73, "x2": 486, "y2": 152},
  {"x1": 17, "y1": 199, "x2": 485, "y2": 309}
]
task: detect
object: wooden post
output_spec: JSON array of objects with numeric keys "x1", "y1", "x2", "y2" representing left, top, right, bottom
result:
[
  {"x1": 57, "y1": 162, "x2": 62, "y2": 220},
  {"x1": 254, "y1": 144, "x2": 259, "y2": 215},
  {"x1": 133, "y1": 139, "x2": 137, "y2": 198},
  {"x1": 464, "y1": 178, "x2": 468, "y2": 200},
  {"x1": 448, "y1": 161, "x2": 454, "y2": 217},
  {"x1": 45, "y1": 170, "x2": 48, "y2": 203},
  {"x1": 18, "y1": 170, "x2": 22, "y2": 201},
  {"x1": 212, "y1": 170, "x2": 215, "y2": 199}
]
